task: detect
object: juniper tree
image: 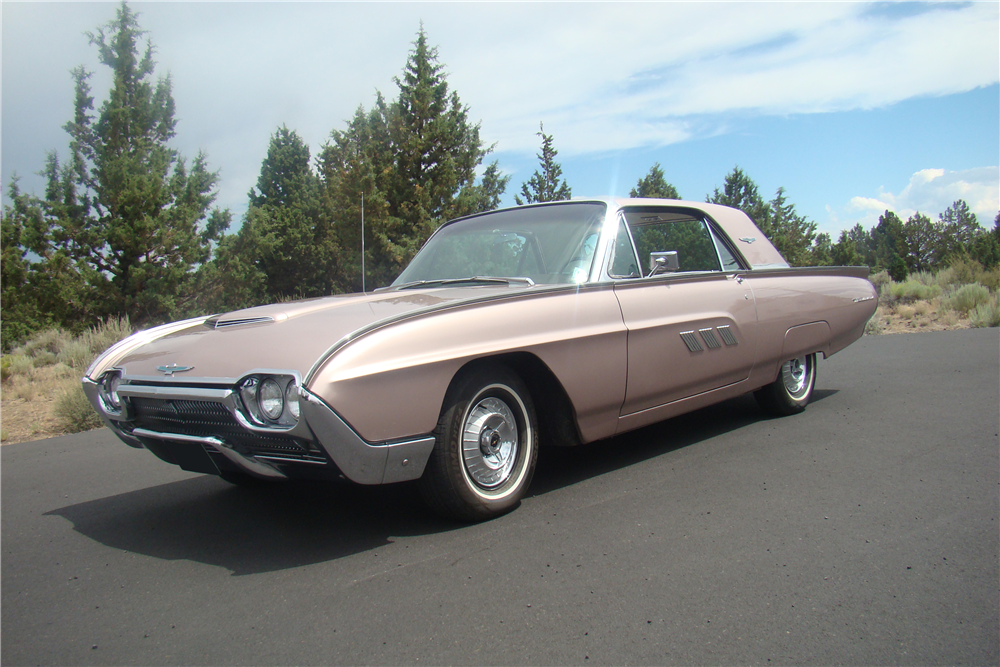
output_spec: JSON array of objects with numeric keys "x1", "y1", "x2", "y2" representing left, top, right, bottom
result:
[
  {"x1": 318, "y1": 26, "x2": 505, "y2": 289},
  {"x1": 16, "y1": 1, "x2": 229, "y2": 325},
  {"x1": 206, "y1": 127, "x2": 337, "y2": 309},
  {"x1": 630, "y1": 163, "x2": 680, "y2": 199},
  {"x1": 515, "y1": 123, "x2": 571, "y2": 205}
]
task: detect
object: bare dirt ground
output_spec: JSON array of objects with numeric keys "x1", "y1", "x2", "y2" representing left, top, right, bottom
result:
[{"x1": 0, "y1": 304, "x2": 977, "y2": 446}]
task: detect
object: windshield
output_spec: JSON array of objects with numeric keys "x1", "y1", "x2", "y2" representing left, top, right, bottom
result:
[{"x1": 393, "y1": 202, "x2": 607, "y2": 287}]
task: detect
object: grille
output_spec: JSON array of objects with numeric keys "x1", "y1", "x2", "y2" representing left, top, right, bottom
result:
[{"x1": 128, "y1": 397, "x2": 323, "y2": 461}]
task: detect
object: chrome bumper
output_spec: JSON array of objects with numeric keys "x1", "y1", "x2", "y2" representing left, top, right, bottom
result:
[{"x1": 82, "y1": 378, "x2": 435, "y2": 485}]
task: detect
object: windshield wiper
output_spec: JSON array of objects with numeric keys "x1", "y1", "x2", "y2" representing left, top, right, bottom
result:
[{"x1": 392, "y1": 276, "x2": 535, "y2": 290}]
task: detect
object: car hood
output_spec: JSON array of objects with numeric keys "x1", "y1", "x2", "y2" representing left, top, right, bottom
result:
[{"x1": 105, "y1": 286, "x2": 527, "y2": 383}]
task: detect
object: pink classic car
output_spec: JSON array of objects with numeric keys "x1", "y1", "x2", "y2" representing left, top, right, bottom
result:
[{"x1": 84, "y1": 198, "x2": 877, "y2": 520}]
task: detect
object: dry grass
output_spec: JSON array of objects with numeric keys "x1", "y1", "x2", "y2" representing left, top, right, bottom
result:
[
  {"x1": 2, "y1": 317, "x2": 132, "y2": 445},
  {"x1": 1, "y1": 363, "x2": 80, "y2": 444},
  {"x1": 876, "y1": 298, "x2": 970, "y2": 334}
]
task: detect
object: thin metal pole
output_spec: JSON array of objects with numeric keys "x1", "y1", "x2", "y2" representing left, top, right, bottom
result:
[{"x1": 361, "y1": 192, "x2": 366, "y2": 292}]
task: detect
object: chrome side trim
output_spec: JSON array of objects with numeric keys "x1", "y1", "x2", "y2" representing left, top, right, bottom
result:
[
  {"x1": 304, "y1": 282, "x2": 617, "y2": 385},
  {"x1": 299, "y1": 389, "x2": 436, "y2": 484},
  {"x1": 744, "y1": 266, "x2": 870, "y2": 279},
  {"x1": 131, "y1": 428, "x2": 287, "y2": 480}
]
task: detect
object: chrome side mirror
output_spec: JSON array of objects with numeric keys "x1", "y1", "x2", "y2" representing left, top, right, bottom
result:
[{"x1": 648, "y1": 251, "x2": 679, "y2": 277}]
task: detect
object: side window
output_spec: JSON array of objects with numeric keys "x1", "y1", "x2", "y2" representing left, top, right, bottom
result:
[
  {"x1": 630, "y1": 218, "x2": 722, "y2": 273},
  {"x1": 709, "y1": 225, "x2": 742, "y2": 271},
  {"x1": 609, "y1": 219, "x2": 640, "y2": 278}
]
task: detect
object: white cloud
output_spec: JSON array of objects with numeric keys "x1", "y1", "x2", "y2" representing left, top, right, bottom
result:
[{"x1": 845, "y1": 167, "x2": 999, "y2": 229}]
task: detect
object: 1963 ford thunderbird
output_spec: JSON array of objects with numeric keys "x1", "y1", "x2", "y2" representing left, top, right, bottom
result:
[{"x1": 83, "y1": 198, "x2": 877, "y2": 520}]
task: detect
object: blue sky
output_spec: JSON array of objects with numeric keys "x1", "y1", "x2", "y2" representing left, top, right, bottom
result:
[{"x1": 3, "y1": 1, "x2": 998, "y2": 240}]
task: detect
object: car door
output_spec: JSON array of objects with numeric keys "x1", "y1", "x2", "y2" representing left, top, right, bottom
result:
[{"x1": 610, "y1": 208, "x2": 758, "y2": 417}]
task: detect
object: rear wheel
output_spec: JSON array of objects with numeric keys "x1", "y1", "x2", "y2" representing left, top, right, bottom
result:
[
  {"x1": 754, "y1": 353, "x2": 817, "y2": 416},
  {"x1": 419, "y1": 364, "x2": 538, "y2": 521}
]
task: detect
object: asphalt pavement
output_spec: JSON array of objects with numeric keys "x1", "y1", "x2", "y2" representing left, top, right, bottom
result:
[{"x1": 2, "y1": 328, "x2": 997, "y2": 666}]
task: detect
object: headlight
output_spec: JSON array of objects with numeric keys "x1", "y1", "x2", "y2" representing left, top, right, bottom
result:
[
  {"x1": 258, "y1": 378, "x2": 284, "y2": 421},
  {"x1": 237, "y1": 374, "x2": 299, "y2": 427},
  {"x1": 285, "y1": 382, "x2": 300, "y2": 419},
  {"x1": 98, "y1": 371, "x2": 124, "y2": 415}
]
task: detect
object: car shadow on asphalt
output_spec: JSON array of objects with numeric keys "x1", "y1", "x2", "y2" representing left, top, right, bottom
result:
[
  {"x1": 529, "y1": 388, "x2": 837, "y2": 496},
  {"x1": 45, "y1": 389, "x2": 836, "y2": 577}
]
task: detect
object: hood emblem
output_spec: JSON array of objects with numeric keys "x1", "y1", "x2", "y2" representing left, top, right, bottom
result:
[
  {"x1": 739, "y1": 237, "x2": 757, "y2": 244},
  {"x1": 157, "y1": 364, "x2": 194, "y2": 376}
]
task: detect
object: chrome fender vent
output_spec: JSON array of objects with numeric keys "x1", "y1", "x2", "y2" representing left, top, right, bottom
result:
[{"x1": 207, "y1": 315, "x2": 282, "y2": 329}]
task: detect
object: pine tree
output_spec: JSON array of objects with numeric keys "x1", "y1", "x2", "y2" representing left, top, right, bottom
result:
[
  {"x1": 902, "y1": 213, "x2": 937, "y2": 273},
  {"x1": 630, "y1": 163, "x2": 680, "y2": 199},
  {"x1": 515, "y1": 123, "x2": 571, "y2": 205},
  {"x1": 870, "y1": 210, "x2": 906, "y2": 276},
  {"x1": 937, "y1": 200, "x2": 982, "y2": 261}
]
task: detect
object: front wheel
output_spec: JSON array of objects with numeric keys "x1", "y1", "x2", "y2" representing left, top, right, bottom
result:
[
  {"x1": 754, "y1": 353, "x2": 817, "y2": 416},
  {"x1": 419, "y1": 364, "x2": 538, "y2": 522}
]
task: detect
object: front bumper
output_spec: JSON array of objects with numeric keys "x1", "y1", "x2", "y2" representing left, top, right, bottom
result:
[{"x1": 82, "y1": 378, "x2": 435, "y2": 485}]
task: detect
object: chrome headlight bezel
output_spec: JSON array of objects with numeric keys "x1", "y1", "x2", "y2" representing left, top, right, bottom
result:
[
  {"x1": 237, "y1": 373, "x2": 300, "y2": 428},
  {"x1": 97, "y1": 370, "x2": 125, "y2": 416}
]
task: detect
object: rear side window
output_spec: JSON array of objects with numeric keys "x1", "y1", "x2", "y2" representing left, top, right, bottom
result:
[
  {"x1": 709, "y1": 225, "x2": 742, "y2": 271},
  {"x1": 630, "y1": 217, "x2": 721, "y2": 273}
]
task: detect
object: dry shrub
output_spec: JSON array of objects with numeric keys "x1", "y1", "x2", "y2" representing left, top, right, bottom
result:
[
  {"x1": 943, "y1": 283, "x2": 991, "y2": 315},
  {"x1": 980, "y1": 267, "x2": 1000, "y2": 292},
  {"x1": 878, "y1": 282, "x2": 896, "y2": 307},
  {"x1": 914, "y1": 300, "x2": 931, "y2": 316},
  {"x1": 939, "y1": 310, "x2": 960, "y2": 326},
  {"x1": 947, "y1": 258, "x2": 983, "y2": 286},
  {"x1": 54, "y1": 385, "x2": 104, "y2": 433},
  {"x1": 82, "y1": 316, "x2": 133, "y2": 356},
  {"x1": 869, "y1": 270, "x2": 890, "y2": 292},
  {"x1": 891, "y1": 280, "x2": 941, "y2": 303},
  {"x1": 12, "y1": 328, "x2": 72, "y2": 358},
  {"x1": 896, "y1": 304, "x2": 916, "y2": 320},
  {"x1": 6, "y1": 354, "x2": 35, "y2": 380},
  {"x1": 33, "y1": 351, "x2": 57, "y2": 367},
  {"x1": 864, "y1": 309, "x2": 884, "y2": 335},
  {"x1": 970, "y1": 294, "x2": 1000, "y2": 328},
  {"x1": 934, "y1": 266, "x2": 959, "y2": 288},
  {"x1": 57, "y1": 340, "x2": 96, "y2": 371},
  {"x1": 14, "y1": 382, "x2": 36, "y2": 401}
]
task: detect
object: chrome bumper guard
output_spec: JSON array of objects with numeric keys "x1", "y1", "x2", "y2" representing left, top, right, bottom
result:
[{"x1": 83, "y1": 377, "x2": 435, "y2": 485}]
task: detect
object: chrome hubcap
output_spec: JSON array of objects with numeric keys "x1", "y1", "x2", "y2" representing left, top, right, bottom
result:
[
  {"x1": 781, "y1": 356, "x2": 810, "y2": 399},
  {"x1": 463, "y1": 396, "x2": 518, "y2": 488}
]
